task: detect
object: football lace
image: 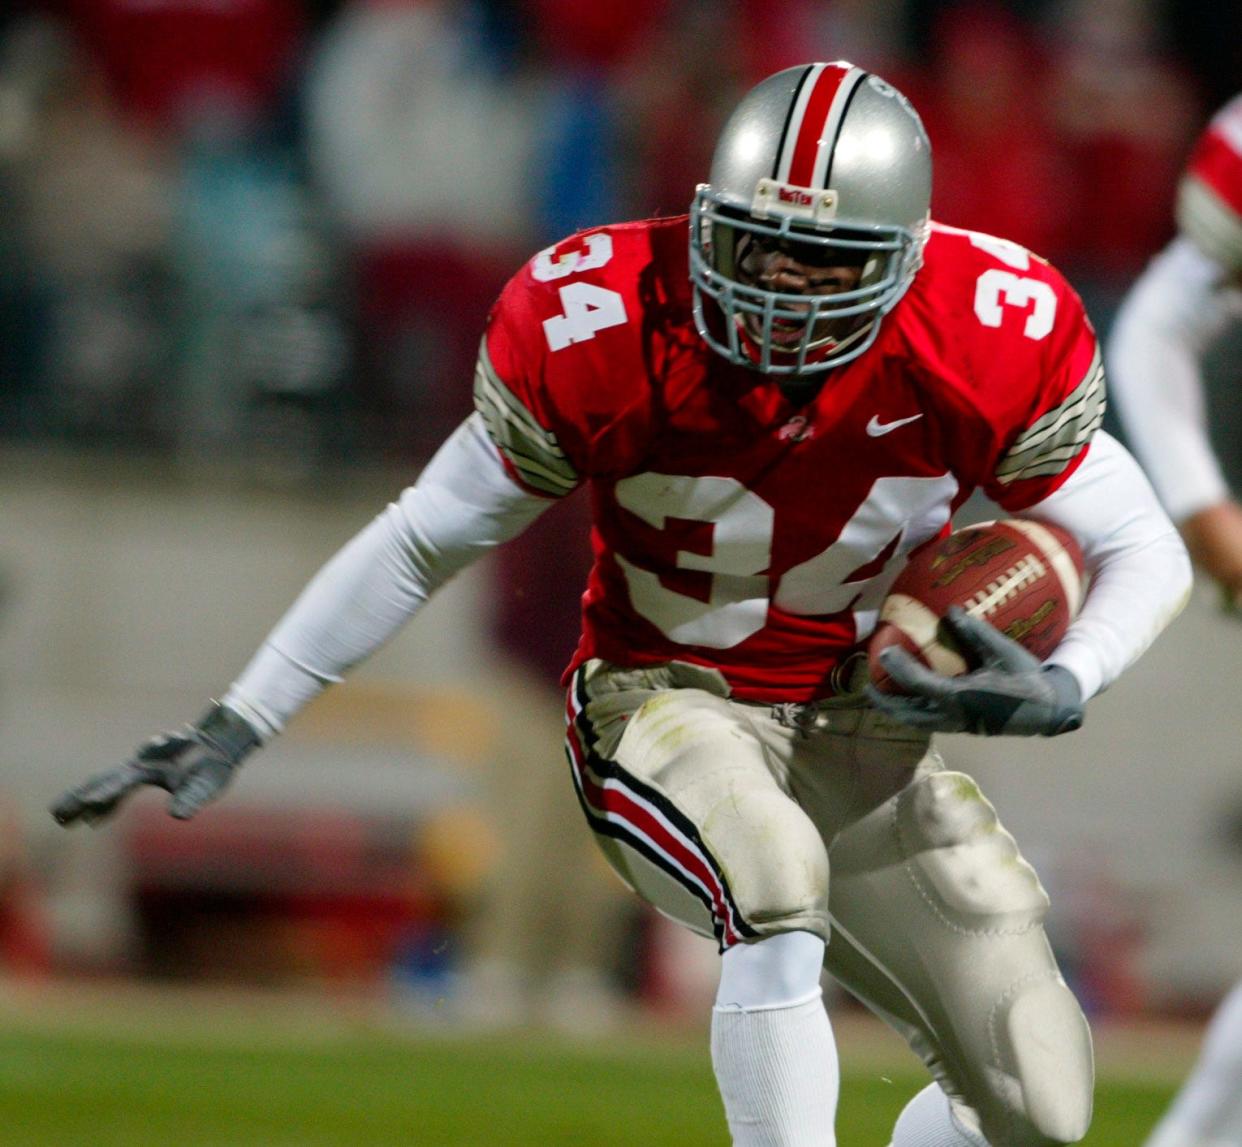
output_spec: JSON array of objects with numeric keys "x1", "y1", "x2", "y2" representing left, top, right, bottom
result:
[{"x1": 962, "y1": 555, "x2": 1048, "y2": 617}]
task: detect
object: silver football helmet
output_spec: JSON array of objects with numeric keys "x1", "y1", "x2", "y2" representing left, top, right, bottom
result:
[{"x1": 690, "y1": 62, "x2": 932, "y2": 376}]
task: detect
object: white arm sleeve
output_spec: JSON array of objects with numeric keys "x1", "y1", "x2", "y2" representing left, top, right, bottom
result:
[
  {"x1": 1106, "y1": 237, "x2": 1242, "y2": 521},
  {"x1": 1024, "y1": 431, "x2": 1192, "y2": 702},
  {"x1": 222, "y1": 414, "x2": 556, "y2": 738}
]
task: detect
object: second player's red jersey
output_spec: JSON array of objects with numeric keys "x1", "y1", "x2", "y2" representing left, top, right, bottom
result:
[{"x1": 476, "y1": 217, "x2": 1104, "y2": 702}]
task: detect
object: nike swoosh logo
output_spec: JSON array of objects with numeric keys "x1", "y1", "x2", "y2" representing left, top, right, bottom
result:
[{"x1": 866, "y1": 413, "x2": 924, "y2": 437}]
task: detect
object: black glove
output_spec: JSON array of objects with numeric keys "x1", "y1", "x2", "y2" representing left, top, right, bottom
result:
[
  {"x1": 866, "y1": 606, "x2": 1084, "y2": 737},
  {"x1": 50, "y1": 703, "x2": 261, "y2": 826}
]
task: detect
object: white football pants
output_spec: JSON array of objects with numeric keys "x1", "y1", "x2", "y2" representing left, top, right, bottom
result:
[{"x1": 566, "y1": 659, "x2": 1094, "y2": 1146}]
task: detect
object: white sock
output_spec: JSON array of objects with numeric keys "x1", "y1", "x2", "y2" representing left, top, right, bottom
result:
[
  {"x1": 711, "y1": 932, "x2": 837, "y2": 1146},
  {"x1": 890, "y1": 1083, "x2": 988, "y2": 1147},
  {"x1": 1145, "y1": 980, "x2": 1242, "y2": 1147}
]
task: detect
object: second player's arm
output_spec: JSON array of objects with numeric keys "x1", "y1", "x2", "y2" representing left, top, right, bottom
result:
[{"x1": 1107, "y1": 238, "x2": 1242, "y2": 603}]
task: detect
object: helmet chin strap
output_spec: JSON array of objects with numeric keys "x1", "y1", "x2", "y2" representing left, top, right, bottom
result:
[
  {"x1": 801, "y1": 316, "x2": 874, "y2": 358},
  {"x1": 742, "y1": 325, "x2": 867, "y2": 406},
  {"x1": 737, "y1": 309, "x2": 876, "y2": 375}
]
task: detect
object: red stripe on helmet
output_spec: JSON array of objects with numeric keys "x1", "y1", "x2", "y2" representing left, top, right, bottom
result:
[{"x1": 785, "y1": 62, "x2": 852, "y2": 188}]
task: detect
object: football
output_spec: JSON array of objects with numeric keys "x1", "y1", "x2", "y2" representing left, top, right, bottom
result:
[{"x1": 868, "y1": 518, "x2": 1086, "y2": 694}]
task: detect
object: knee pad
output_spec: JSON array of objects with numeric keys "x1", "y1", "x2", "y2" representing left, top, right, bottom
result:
[
  {"x1": 893, "y1": 774, "x2": 1090, "y2": 1144},
  {"x1": 984, "y1": 971, "x2": 1094, "y2": 1145},
  {"x1": 896, "y1": 771, "x2": 1050, "y2": 932}
]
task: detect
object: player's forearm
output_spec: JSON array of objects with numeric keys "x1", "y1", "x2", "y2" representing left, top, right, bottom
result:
[
  {"x1": 223, "y1": 415, "x2": 554, "y2": 738},
  {"x1": 1024, "y1": 432, "x2": 1192, "y2": 701},
  {"x1": 1178, "y1": 499, "x2": 1242, "y2": 603},
  {"x1": 220, "y1": 507, "x2": 424, "y2": 738},
  {"x1": 1106, "y1": 238, "x2": 1236, "y2": 521}
]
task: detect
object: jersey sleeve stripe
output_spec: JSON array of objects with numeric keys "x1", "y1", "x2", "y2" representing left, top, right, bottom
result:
[
  {"x1": 995, "y1": 349, "x2": 1105, "y2": 485},
  {"x1": 997, "y1": 433, "x2": 1104, "y2": 482},
  {"x1": 1010, "y1": 372, "x2": 1100, "y2": 455},
  {"x1": 474, "y1": 342, "x2": 557, "y2": 445},
  {"x1": 1177, "y1": 176, "x2": 1242, "y2": 273},
  {"x1": 996, "y1": 404, "x2": 1105, "y2": 485},
  {"x1": 473, "y1": 342, "x2": 579, "y2": 496}
]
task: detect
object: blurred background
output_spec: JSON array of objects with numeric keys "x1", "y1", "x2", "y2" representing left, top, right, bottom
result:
[{"x1": 1, "y1": 0, "x2": 1242, "y2": 1122}]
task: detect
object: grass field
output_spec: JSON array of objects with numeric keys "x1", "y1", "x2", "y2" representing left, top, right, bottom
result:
[{"x1": 0, "y1": 979, "x2": 1192, "y2": 1146}]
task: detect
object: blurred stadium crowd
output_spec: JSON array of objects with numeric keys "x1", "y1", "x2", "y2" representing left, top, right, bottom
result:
[
  {"x1": 3, "y1": 0, "x2": 1242, "y2": 1032},
  {"x1": 0, "y1": 0, "x2": 1238, "y2": 474}
]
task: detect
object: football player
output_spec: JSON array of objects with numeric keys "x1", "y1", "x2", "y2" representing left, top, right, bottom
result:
[
  {"x1": 1107, "y1": 93, "x2": 1242, "y2": 1147},
  {"x1": 52, "y1": 63, "x2": 1191, "y2": 1147}
]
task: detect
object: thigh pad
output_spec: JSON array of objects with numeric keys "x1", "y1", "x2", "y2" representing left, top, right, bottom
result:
[{"x1": 573, "y1": 666, "x2": 832, "y2": 947}]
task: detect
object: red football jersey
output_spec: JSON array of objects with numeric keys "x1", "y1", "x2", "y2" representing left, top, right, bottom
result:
[
  {"x1": 1179, "y1": 94, "x2": 1242, "y2": 276},
  {"x1": 476, "y1": 217, "x2": 1103, "y2": 702}
]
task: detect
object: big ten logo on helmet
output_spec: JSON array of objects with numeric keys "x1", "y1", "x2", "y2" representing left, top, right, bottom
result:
[
  {"x1": 751, "y1": 178, "x2": 838, "y2": 224},
  {"x1": 779, "y1": 186, "x2": 815, "y2": 208}
]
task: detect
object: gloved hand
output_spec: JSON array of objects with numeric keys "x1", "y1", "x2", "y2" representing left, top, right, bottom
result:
[
  {"x1": 866, "y1": 606, "x2": 1084, "y2": 737},
  {"x1": 50, "y1": 703, "x2": 261, "y2": 826}
]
